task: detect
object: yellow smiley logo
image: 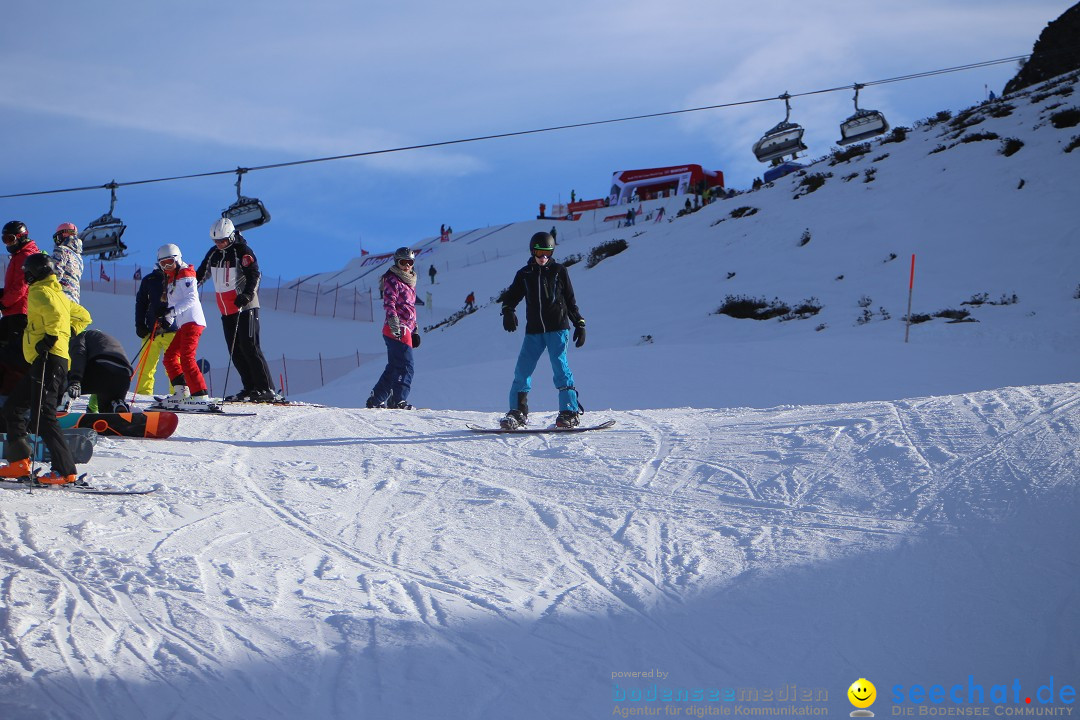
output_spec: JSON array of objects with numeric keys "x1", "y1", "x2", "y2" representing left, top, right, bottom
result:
[{"x1": 848, "y1": 678, "x2": 876, "y2": 709}]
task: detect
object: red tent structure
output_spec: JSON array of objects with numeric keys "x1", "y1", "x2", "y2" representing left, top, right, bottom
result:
[{"x1": 609, "y1": 164, "x2": 724, "y2": 205}]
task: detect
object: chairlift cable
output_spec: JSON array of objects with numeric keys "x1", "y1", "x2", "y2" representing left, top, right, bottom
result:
[{"x1": 0, "y1": 53, "x2": 1032, "y2": 201}]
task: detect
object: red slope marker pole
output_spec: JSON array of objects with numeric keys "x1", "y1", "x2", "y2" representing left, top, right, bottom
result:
[{"x1": 904, "y1": 254, "x2": 916, "y2": 343}]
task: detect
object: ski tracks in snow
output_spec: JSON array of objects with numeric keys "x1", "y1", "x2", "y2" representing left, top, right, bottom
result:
[{"x1": 0, "y1": 384, "x2": 1076, "y2": 718}]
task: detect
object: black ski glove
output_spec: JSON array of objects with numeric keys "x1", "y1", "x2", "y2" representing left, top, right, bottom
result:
[
  {"x1": 156, "y1": 305, "x2": 171, "y2": 320},
  {"x1": 136, "y1": 324, "x2": 149, "y2": 339},
  {"x1": 66, "y1": 380, "x2": 82, "y2": 399},
  {"x1": 35, "y1": 333, "x2": 57, "y2": 357},
  {"x1": 573, "y1": 321, "x2": 586, "y2": 348},
  {"x1": 234, "y1": 293, "x2": 252, "y2": 309},
  {"x1": 411, "y1": 331, "x2": 421, "y2": 348},
  {"x1": 502, "y1": 307, "x2": 517, "y2": 332}
]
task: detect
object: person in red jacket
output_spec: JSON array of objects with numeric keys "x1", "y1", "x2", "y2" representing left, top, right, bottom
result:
[{"x1": 0, "y1": 220, "x2": 42, "y2": 394}]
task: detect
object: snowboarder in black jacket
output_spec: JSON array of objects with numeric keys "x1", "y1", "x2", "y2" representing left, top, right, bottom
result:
[{"x1": 499, "y1": 231, "x2": 586, "y2": 429}]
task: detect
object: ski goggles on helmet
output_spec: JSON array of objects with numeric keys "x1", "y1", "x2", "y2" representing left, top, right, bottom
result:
[
  {"x1": 532, "y1": 248, "x2": 553, "y2": 258},
  {"x1": 2, "y1": 233, "x2": 24, "y2": 244},
  {"x1": 397, "y1": 258, "x2": 414, "y2": 267}
]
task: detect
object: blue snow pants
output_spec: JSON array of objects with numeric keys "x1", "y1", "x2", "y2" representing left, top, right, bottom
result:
[
  {"x1": 509, "y1": 330, "x2": 579, "y2": 412},
  {"x1": 370, "y1": 335, "x2": 414, "y2": 406}
]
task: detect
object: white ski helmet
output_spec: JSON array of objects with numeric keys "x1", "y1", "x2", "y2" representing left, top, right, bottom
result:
[
  {"x1": 210, "y1": 217, "x2": 235, "y2": 242},
  {"x1": 157, "y1": 243, "x2": 182, "y2": 264}
]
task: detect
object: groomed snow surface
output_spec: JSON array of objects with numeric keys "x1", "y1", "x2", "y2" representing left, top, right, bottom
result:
[
  {"x1": 2, "y1": 72, "x2": 1079, "y2": 718},
  {"x1": 1, "y1": 386, "x2": 1078, "y2": 718}
]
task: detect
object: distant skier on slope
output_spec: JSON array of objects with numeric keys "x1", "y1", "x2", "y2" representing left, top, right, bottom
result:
[
  {"x1": 366, "y1": 247, "x2": 420, "y2": 410},
  {"x1": 499, "y1": 231, "x2": 586, "y2": 429}
]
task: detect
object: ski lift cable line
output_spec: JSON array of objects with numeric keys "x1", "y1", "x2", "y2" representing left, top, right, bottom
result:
[{"x1": 0, "y1": 53, "x2": 1031, "y2": 202}]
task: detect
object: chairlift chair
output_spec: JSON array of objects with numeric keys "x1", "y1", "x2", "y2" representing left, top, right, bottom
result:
[
  {"x1": 838, "y1": 84, "x2": 889, "y2": 146},
  {"x1": 221, "y1": 168, "x2": 271, "y2": 232},
  {"x1": 752, "y1": 93, "x2": 808, "y2": 164},
  {"x1": 80, "y1": 182, "x2": 128, "y2": 260}
]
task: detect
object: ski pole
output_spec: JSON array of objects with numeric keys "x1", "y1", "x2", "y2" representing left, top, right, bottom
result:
[
  {"x1": 219, "y1": 311, "x2": 243, "y2": 405},
  {"x1": 129, "y1": 320, "x2": 158, "y2": 405},
  {"x1": 28, "y1": 354, "x2": 50, "y2": 494},
  {"x1": 128, "y1": 332, "x2": 153, "y2": 368}
]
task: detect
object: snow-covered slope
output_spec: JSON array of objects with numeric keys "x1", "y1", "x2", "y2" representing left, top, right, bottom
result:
[
  {"x1": 0, "y1": 72, "x2": 1077, "y2": 719},
  {"x1": 3, "y1": 385, "x2": 1078, "y2": 719},
  {"x1": 295, "y1": 70, "x2": 1078, "y2": 413}
]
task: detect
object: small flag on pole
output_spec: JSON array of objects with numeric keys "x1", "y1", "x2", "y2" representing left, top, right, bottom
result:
[
  {"x1": 133, "y1": 267, "x2": 142, "y2": 280},
  {"x1": 99, "y1": 264, "x2": 111, "y2": 282}
]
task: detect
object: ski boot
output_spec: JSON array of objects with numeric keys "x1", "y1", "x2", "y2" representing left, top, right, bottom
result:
[
  {"x1": 257, "y1": 389, "x2": 287, "y2": 403},
  {"x1": 0, "y1": 458, "x2": 32, "y2": 479},
  {"x1": 179, "y1": 392, "x2": 220, "y2": 412},
  {"x1": 555, "y1": 410, "x2": 581, "y2": 428},
  {"x1": 391, "y1": 400, "x2": 415, "y2": 410},
  {"x1": 366, "y1": 394, "x2": 386, "y2": 409},
  {"x1": 37, "y1": 471, "x2": 77, "y2": 485},
  {"x1": 500, "y1": 409, "x2": 527, "y2": 430},
  {"x1": 156, "y1": 386, "x2": 190, "y2": 409}
]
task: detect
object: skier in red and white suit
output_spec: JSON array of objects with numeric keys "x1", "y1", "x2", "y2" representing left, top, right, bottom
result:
[{"x1": 196, "y1": 218, "x2": 280, "y2": 403}]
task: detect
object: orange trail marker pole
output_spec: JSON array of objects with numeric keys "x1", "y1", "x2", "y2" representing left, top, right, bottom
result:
[{"x1": 904, "y1": 254, "x2": 916, "y2": 343}]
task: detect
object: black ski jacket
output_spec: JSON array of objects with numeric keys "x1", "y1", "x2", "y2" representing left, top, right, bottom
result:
[
  {"x1": 195, "y1": 237, "x2": 262, "y2": 316},
  {"x1": 69, "y1": 329, "x2": 132, "y2": 383},
  {"x1": 135, "y1": 268, "x2": 177, "y2": 337},
  {"x1": 502, "y1": 258, "x2": 584, "y2": 334}
]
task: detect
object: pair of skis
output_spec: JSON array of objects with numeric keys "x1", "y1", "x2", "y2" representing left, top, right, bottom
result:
[
  {"x1": 146, "y1": 400, "x2": 255, "y2": 417},
  {"x1": 0, "y1": 472, "x2": 156, "y2": 496},
  {"x1": 145, "y1": 397, "x2": 320, "y2": 416}
]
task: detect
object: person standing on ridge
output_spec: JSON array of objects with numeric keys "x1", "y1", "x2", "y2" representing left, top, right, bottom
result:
[
  {"x1": 367, "y1": 247, "x2": 419, "y2": 410},
  {"x1": 499, "y1": 231, "x2": 586, "y2": 429},
  {"x1": 134, "y1": 263, "x2": 177, "y2": 396},
  {"x1": 0, "y1": 254, "x2": 91, "y2": 485},
  {"x1": 428, "y1": 264, "x2": 437, "y2": 284},
  {"x1": 464, "y1": 291, "x2": 475, "y2": 312},
  {"x1": 51, "y1": 222, "x2": 84, "y2": 303},
  {"x1": 156, "y1": 244, "x2": 214, "y2": 410},
  {"x1": 196, "y1": 218, "x2": 281, "y2": 403}
]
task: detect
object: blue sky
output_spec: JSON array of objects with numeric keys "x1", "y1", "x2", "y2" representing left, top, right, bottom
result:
[{"x1": 0, "y1": 0, "x2": 1072, "y2": 277}]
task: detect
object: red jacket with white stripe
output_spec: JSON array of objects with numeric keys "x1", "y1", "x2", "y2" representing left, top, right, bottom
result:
[{"x1": 195, "y1": 239, "x2": 262, "y2": 317}]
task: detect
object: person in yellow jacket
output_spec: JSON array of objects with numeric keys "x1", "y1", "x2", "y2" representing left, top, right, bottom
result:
[
  {"x1": 0, "y1": 254, "x2": 91, "y2": 484},
  {"x1": 133, "y1": 264, "x2": 176, "y2": 396}
]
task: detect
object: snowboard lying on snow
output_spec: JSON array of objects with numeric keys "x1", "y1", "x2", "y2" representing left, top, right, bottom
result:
[{"x1": 56, "y1": 411, "x2": 179, "y2": 439}]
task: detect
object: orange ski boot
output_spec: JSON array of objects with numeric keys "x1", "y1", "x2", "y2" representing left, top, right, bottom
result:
[
  {"x1": 37, "y1": 471, "x2": 78, "y2": 485},
  {"x1": 0, "y1": 458, "x2": 32, "y2": 479}
]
